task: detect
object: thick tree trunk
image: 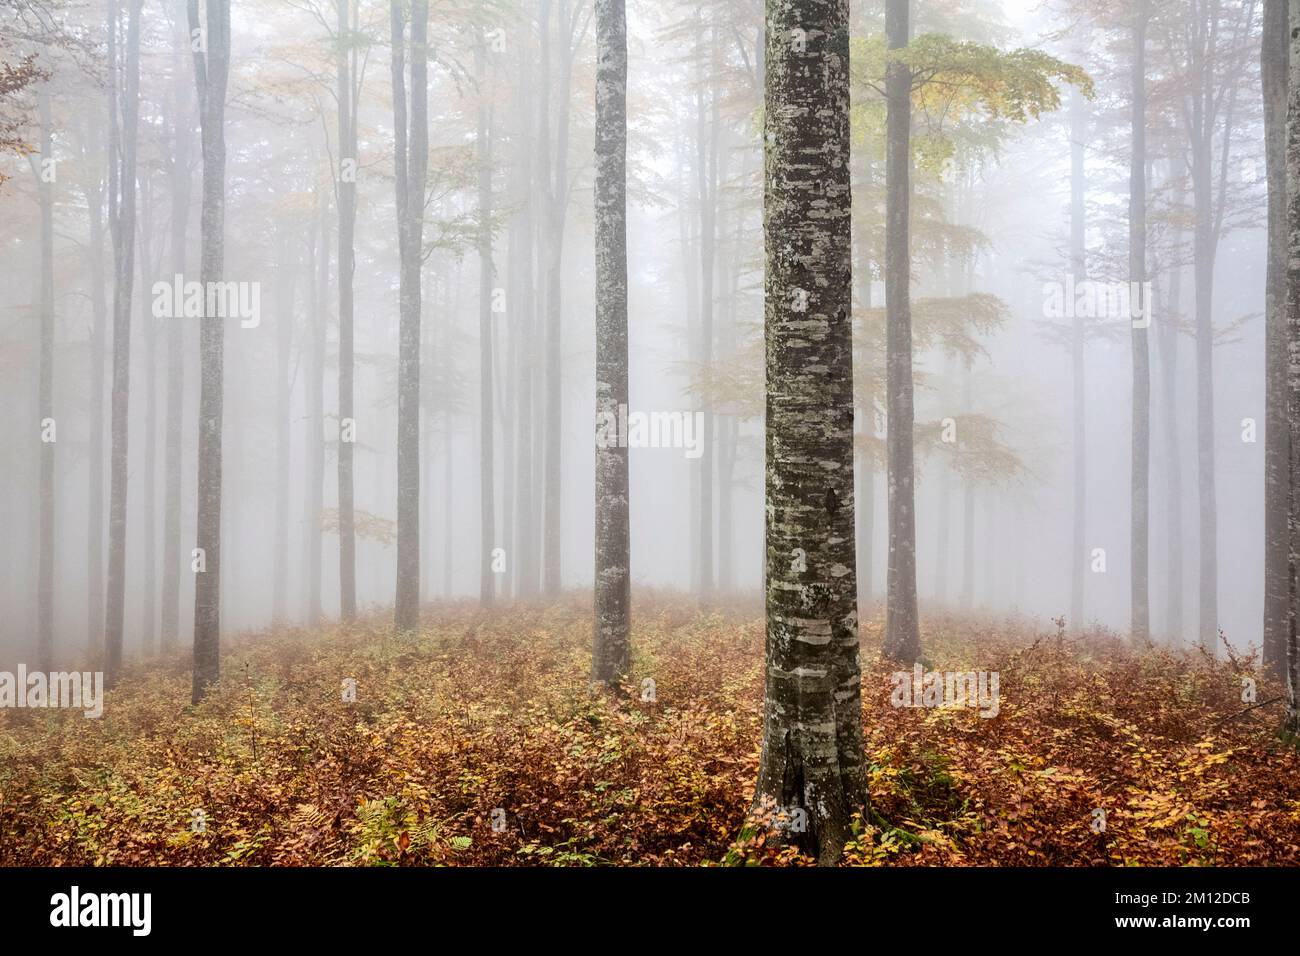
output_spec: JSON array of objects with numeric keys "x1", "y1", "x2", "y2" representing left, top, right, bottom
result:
[
  {"x1": 392, "y1": 0, "x2": 428, "y2": 634},
  {"x1": 881, "y1": 0, "x2": 920, "y2": 663},
  {"x1": 592, "y1": 0, "x2": 630, "y2": 687},
  {"x1": 1130, "y1": 7, "x2": 1150, "y2": 644},
  {"x1": 105, "y1": 0, "x2": 142, "y2": 688},
  {"x1": 754, "y1": 0, "x2": 864, "y2": 866},
  {"x1": 1264, "y1": 0, "x2": 1290, "y2": 675},
  {"x1": 190, "y1": 0, "x2": 231, "y2": 704}
]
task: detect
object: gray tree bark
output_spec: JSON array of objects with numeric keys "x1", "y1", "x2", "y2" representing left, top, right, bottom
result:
[
  {"x1": 105, "y1": 0, "x2": 142, "y2": 688},
  {"x1": 592, "y1": 0, "x2": 630, "y2": 687},
  {"x1": 34, "y1": 85, "x2": 54, "y2": 672},
  {"x1": 190, "y1": 0, "x2": 231, "y2": 704},
  {"x1": 392, "y1": 0, "x2": 428, "y2": 634},
  {"x1": 881, "y1": 0, "x2": 920, "y2": 663},
  {"x1": 1130, "y1": 5, "x2": 1150, "y2": 644},
  {"x1": 1264, "y1": 0, "x2": 1289, "y2": 675},
  {"x1": 1284, "y1": 0, "x2": 1300, "y2": 739},
  {"x1": 336, "y1": 0, "x2": 359, "y2": 622},
  {"x1": 161, "y1": 2, "x2": 191, "y2": 653},
  {"x1": 476, "y1": 30, "x2": 496, "y2": 608},
  {"x1": 754, "y1": 0, "x2": 865, "y2": 866},
  {"x1": 1069, "y1": 82, "x2": 1087, "y2": 633}
]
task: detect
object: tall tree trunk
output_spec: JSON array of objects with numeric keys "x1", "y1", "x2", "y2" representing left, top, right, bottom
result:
[
  {"x1": 86, "y1": 112, "x2": 108, "y2": 663},
  {"x1": 476, "y1": 31, "x2": 496, "y2": 608},
  {"x1": 882, "y1": 0, "x2": 920, "y2": 663},
  {"x1": 1069, "y1": 82, "x2": 1087, "y2": 633},
  {"x1": 190, "y1": 0, "x2": 232, "y2": 704},
  {"x1": 140, "y1": 173, "x2": 157, "y2": 656},
  {"x1": 592, "y1": 0, "x2": 630, "y2": 687},
  {"x1": 273, "y1": 238, "x2": 292, "y2": 622},
  {"x1": 1283, "y1": 0, "x2": 1300, "y2": 739},
  {"x1": 695, "y1": 11, "x2": 718, "y2": 602},
  {"x1": 1264, "y1": 0, "x2": 1290, "y2": 675},
  {"x1": 1130, "y1": 6, "x2": 1150, "y2": 644},
  {"x1": 161, "y1": 3, "x2": 191, "y2": 653},
  {"x1": 1159, "y1": 204, "x2": 1185, "y2": 644},
  {"x1": 33, "y1": 86, "x2": 54, "y2": 671},
  {"x1": 105, "y1": 0, "x2": 142, "y2": 688},
  {"x1": 336, "y1": 0, "x2": 358, "y2": 622},
  {"x1": 512, "y1": 33, "x2": 537, "y2": 599},
  {"x1": 305, "y1": 194, "x2": 327, "y2": 625},
  {"x1": 754, "y1": 0, "x2": 864, "y2": 865},
  {"x1": 392, "y1": 0, "x2": 429, "y2": 634}
]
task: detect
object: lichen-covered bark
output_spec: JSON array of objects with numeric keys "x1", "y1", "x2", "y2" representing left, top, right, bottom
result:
[
  {"x1": 1129, "y1": 7, "x2": 1150, "y2": 644},
  {"x1": 881, "y1": 0, "x2": 920, "y2": 663},
  {"x1": 592, "y1": 0, "x2": 630, "y2": 687},
  {"x1": 1263, "y1": 0, "x2": 1290, "y2": 675},
  {"x1": 755, "y1": 0, "x2": 865, "y2": 865},
  {"x1": 190, "y1": 0, "x2": 230, "y2": 704}
]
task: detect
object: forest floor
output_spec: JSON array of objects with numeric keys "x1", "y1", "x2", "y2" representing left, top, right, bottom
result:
[{"x1": 3, "y1": 591, "x2": 1299, "y2": 866}]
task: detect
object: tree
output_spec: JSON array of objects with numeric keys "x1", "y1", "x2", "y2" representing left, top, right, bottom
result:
[
  {"x1": 161, "y1": 0, "x2": 192, "y2": 653},
  {"x1": 475, "y1": 26, "x2": 495, "y2": 608},
  {"x1": 191, "y1": 0, "x2": 232, "y2": 704},
  {"x1": 336, "y1": 0, "x2": 360, "y2": 622},
  {"x1": 1285, "y1": 0, "x2": 1300, "y2": 740},
  {"x1": 592, "y1": 0, "x2": 629, "y2": 687},
  {"x1": 105, "y1": 0, "x2": 142, "y2": 688},
  {"x1": 1263, "y1": 0, "x2": 1288, "y2": 675},
  {"x1": 754, "y1": 0, "x2": 865, "y2": 865},
  {"x1": 31, "y1": 81, "x2": 54, "y2": 672},
  {"x1": 391, "y1": 0, "x2": 428, "y2": 635},
  {"x1": 881, "y1": 0, "x2": 920, "y2": 662},
  {"x1": 1129, "y1": 1, "x2": 1150, "y2": 644}
]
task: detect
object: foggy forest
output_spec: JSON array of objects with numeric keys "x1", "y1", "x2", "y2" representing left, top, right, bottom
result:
[{"x1": 2, "y1": 0, "x2": 1300, "y2": 886}]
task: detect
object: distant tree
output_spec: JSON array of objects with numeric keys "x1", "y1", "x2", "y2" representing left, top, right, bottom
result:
[
  {"x1": 391, "y1": 0, "x2": 428, "y2": 635},
  {"x1": 191, "y1": 0, "x2": 232, "y2": 704}
]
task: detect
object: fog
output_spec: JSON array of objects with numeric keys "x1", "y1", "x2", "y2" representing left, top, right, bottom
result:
[{"x1": 0, "y1": 0, "x2": 1269, "y2": 672}]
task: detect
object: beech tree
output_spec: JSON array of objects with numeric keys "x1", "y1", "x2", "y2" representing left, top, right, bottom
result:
[
  {"x1": 592, "y1": 0, "x2": 629, "y2": 687},
  {"x1": 754, "y1": 0, "x2": 865, "y2": 865}
]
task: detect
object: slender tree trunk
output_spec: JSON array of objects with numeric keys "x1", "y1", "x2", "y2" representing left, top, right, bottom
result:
[
  {"x1": 882, "y1": 0, "x2": 920, "y2": 663},
  {"x1": 105, "y1": 0, "x2": 142, "y2": 688},
  {"x1": 695, "y1": 12, "x2": 718, "y2": 602},
  {"x1": 1130, "y1": 6, "x2": 1150, "y2": 644},
  {"x1": 140, "y1": 174, "x2": 157, "y2": 656},
  {"x1": 592, "y1": 0, "x2": 630, "y2": 687},
  {"x1": 190, "y1": 0, "x2": 232, "y2": 704},
  {"x1": 1283, "y1": 0, "x2": 1300, "y2": 739},
  {"x1": 35, "y1": 86, "x2": 54, "y2": 672},
  {"x1": 392, "y1": 0, "x2": 428, "y2": 633},
  {"x1": 754, "y1": 0, "x2": 864, "y2": 866},
  {"x1": 305, "y1": 195, "x2": 327, "y2": 625},
  {"x1": 1264, "y1": 0, "x2": 1290, "y2": 675},
  {"x1": 1069, "y1": 82, "x2": 1087, "y2": 633},
  {"x1": 86, "y1": 113, "x2": 108, "y2": 662},
  {"x1": 273, "y1": 238, "x2": 292, "y2": 621},
  {"x1": 161, "y1": 5, "x2": 191, "y2": 653},
  {"x1": 476, "y1": 31, "x2": 496, "y2": 607},
  {"x1": 336, "y1": 0, "x2": 359, "y2": 622},
  {"x1": 513, "y1": 35, "x2": 537, "y2": 599},
  {"x1": 1160, "y1": 206, "x2": 1186, "y2": 645}
]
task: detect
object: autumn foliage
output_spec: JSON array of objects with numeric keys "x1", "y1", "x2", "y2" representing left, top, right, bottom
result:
[{"x1": 2, "y1": 594, "x2": 1298, "y2": 866}]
